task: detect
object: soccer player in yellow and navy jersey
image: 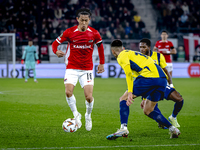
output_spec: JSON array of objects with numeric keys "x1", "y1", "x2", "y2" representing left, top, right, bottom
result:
[
  {"x1": 106, "y1": 39, "x2": 180, "y2": 140},
  {"x1": 139, "y1": 38, "x2": 184, "y2": 129}
]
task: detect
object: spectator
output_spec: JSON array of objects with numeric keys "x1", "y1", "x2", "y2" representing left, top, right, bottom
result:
[
  {"x1": 181, "y1": 12, "x2": 188, "y2": 24},
  {"x1": 141, "y1": 28, "x2": 151, "y2": 39},
  {"x1": 109, "y1": 23, "x2": 115, "y2": 34},
  {"x1": 124, "y1": 22, "x2": 132, "y2": 35},
  {"x1": 50, "y1": 29, "x2": 59, "y2": 39},
  {"x1": 54, "y1": 6, "x2": 62, "y2": 19},
  {"x1": 52, "y1": 18, "x2": 59, "y2": 28},
  {"x1": 116, "y1": 24, "x2": 125, "y2": 38},
  {"x1": 133, "y1": 12, "x2": 141, "y2": 22},
  {"x1": 181, "y1": 2, "x2": 189, "y2": 14}
]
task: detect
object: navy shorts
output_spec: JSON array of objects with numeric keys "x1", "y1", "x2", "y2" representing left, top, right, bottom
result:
[
  {"x1": 164, "y1": 85, "x2": 175, "y2": 100},
  {"x1": 133, "y1": 77, "x2": 167, "y2": 102}
]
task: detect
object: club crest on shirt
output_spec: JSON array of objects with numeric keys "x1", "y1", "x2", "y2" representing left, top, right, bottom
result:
[
  {"x1": 154, "y1": 60, "x2": 157, "y2": 64},
  {"x1": 88, "y1": 40, "x2": 93, "y2": 43}
]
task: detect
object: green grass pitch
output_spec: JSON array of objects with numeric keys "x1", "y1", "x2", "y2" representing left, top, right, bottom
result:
[{"x1": 0, "y1": 78, "x2": 200, "y2": 150}]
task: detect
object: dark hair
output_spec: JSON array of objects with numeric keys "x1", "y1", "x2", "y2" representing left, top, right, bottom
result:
[
  {"x1": 76, "y1": 8, "x2": 92, "y2": 18},
  {"x1": 111, "y1": 39, "x2": 123, "y2": 47},
  {"x1": 161, "y1": 30, "x2": 168, "y2": 34},
  {"x1": 140, "y1": 38, "x2": 151, "y2": 47}
]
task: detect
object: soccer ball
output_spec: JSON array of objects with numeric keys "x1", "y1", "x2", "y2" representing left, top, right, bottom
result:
[{"x1": 62, "y1": 118, "x2": 78, "y2": 133}]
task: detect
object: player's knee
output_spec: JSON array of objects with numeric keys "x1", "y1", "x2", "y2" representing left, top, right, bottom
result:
[
  {"x1": 65, "y1": 90, "x2": 73, "y2": 98},
  {"x1": 85, "y1": 95, "x2": 93, "y2": 103},
  {"x1": 119, "y1": 96, "x2": 124, "y2": 102},
  {"x1": 143, "y1": 108, "x2": 153, "y2": 116},
  {"x1": 177, "y1": 95, "x2": 183, "y2": 102}
]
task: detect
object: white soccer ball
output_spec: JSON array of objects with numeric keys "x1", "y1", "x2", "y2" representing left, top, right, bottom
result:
[{"x1": 62, "y1": 118, "x2": 78, "y2": 133}]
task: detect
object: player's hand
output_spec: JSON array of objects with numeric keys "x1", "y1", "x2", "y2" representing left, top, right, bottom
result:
[
  {"x1": 140, "y1": 100, "x2": 146, "y2": 109},
  {"x1": 162, "y1": 50, "x2": 170, "y2": 54},
  {"x1": 97, "y1": 64, "x2": 105, "y2": 74},
  {"x1": 126, "y1": 92, "x2": 134, "y2": 106},
  {"x1": 56, "y1": 50, "x2": 65, "y2": 57},
  {"x1": 21, "y1": 59, "x2": 24, "y2": 64},
  {"x1": 37, "y1": 60, "x2": 40, "y2": 64}
]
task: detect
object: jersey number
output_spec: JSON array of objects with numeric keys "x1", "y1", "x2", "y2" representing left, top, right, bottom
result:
[{"x1": 87, "y1": 73, "x2": 92, "y2": 80}]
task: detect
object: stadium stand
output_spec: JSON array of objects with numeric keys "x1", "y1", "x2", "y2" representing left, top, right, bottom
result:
[{"x1": 0, "y1": 0, "x2": 149, "y2": 40}]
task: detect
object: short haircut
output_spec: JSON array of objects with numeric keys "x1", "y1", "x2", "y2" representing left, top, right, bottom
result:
[
  {"x1": 140, "y1": 38, "x2": 151, "y2": 47},
  {"x1": 111, "y1": 39, "x2": 123, "y2": 47},
  {"x1": 76, "y1": 8, "x2": 92, "y2": 18},
  {"x1": 161, "y1": 30, "x2": 168, "y2": 34}
]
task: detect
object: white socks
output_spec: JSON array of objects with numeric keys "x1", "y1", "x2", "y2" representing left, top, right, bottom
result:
[
  {"x1": 85, "y1": 98, "x2": 94, "y2": 117},
  {"x1": 66, "y1": 95, "x2": 94, "y2": 118},
  {"x1": 66, "y1": 95, "x2": 78, "y2": 118}
]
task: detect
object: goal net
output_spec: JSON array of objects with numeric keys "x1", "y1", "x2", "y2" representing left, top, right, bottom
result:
[{"x1": 0, "y1": 33, "x2": 16, "y2": 78}]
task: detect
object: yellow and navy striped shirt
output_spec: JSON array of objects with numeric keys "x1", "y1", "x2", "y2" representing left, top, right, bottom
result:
[
  {"x1": 149, "y1": 51, "x2": 167, "y2": 69},
  {"x1": 117, "y1": 50, "x2": 167, "y2": 92}
]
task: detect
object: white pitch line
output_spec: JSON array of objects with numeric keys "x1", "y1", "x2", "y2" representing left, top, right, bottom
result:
[{"x1": 1, "y1": 143, "x2": 200, "y2": 150}]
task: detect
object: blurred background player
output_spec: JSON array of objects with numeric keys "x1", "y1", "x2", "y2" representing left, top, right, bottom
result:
[
  {"x1": 52, "y1": 8, "x2": 105, "y2": 131},
  {"x1": 106, "y1": 39, "x2": 180, "y2": 140},
  {"x1": 21, "y1": 40, "x2": 39, "y2": 82},
  {"x1": 153, "y1": 30, "x2": 177, "y2": 78}
]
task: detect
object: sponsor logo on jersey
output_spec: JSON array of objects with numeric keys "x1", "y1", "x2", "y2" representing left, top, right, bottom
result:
[
  {"x1": 159, "y1": 48, "x2": 168, "y2": 51},
  {"x1": 166, "y1": 45, "x2": 169, "y2": 47},
  {"x1": 73, "y1": 40, "x2": 78, "y2": 42},
  {"x1": 88, "y1": 40, "x2": 93, "y2": 43},
  {"x1": 73, "y1": 45, "x2": 91, "y2": 49}
]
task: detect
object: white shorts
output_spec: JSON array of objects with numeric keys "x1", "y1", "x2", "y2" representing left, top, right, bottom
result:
[
  {"x1": 64, "y1": 69, "x2": 94, "y2": 88},
  {"x1": 166, "y1": 63, "x2": 173, "y2": 73}
]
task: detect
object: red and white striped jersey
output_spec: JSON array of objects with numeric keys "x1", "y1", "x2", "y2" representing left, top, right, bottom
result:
[
  {"x1": 53, "y1": 25, "x2": 104, "y2": 70},
  {"x1": 155, "y1": 40, "x2": 174, "y2": 63}
]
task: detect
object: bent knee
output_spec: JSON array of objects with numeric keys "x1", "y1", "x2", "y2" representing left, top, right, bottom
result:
[
  {"x1": 65, "y1": 90, "x2": 73, "y2": 97},
  {"x1": 143, "y1": 108, "x2": 154, "y2": 116},
  {"x1": 85, "y1": 95, "x2": 93, "y2": 103}
]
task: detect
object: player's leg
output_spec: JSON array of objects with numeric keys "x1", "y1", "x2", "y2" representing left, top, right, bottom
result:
[
  {"x1": 25, "y1": 61, "x2": 29, "y2": 82},
  {"x1": 166, "y1": 63, "x2": 173, "y2": 77},
  {"x1": 30, "y1": 62, "x2": 37, "y2": 82},
  {"x1": 119, "y1": 90, "x2": 129, "y2": 130},
  {"x1": 64, "y1": 69, "x2": 82, "y2": 128},
  {"x1": 107, "y1": 90, "x2": 130, "y2": 140},
  {"x1": 144, "y1": 99, "x2": 180, "y2": 138},
  {"x1": 135, "y1": 77, "x2": 180, "y2": 138},
  {"x1": 79, "y1": 70, "x2": 94, "y2": 131},
  {"x1": 168, "y1": 90, "x2": 184, "y2": 127}
]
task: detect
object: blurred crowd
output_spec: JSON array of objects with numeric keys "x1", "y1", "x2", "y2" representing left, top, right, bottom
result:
[
  {"x1": 152, "y1": 0, "x2": 200, "y2": 33},
  {"x1": 0, "y1": 0, "x2": 150, "y2": 41}
]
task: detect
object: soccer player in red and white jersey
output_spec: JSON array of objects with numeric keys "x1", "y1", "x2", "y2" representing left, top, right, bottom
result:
[
  {"x1": 52, "y1": 8, "x2": 105, "y2": 131},
  {"x1": 154, "y1": 30, "x2": 177, "y2": 79}
]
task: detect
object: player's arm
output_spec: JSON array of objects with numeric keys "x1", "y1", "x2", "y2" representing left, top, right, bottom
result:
[
  {"x1": 96, "y1": 41, "x2": 105, "y2": 73},
  {"x1": 163, "y1": 67, "x2": 173, "y2": 85},
  {"x1": 153, "y1": 46, "x2": 158, "y2": 52},
  {"x1": 153, "y1": 41, "x2": 158, "y2": 52},
  {"x1": 160, "y1": 53, "x2": 173, "y2": 86},
  {"x1": 123, "y1": 64, "x2": 137, "y2": 106},
  {"x1": 52, "y1": 31, "x2": 68, "y2": 57},
  {"x1": 170, "y1": 47, "x2": 177, "y2": 54},
  {"x1": 34, "y1": 47, "x2": 40, "y2": 64},
  {"x1": 95, "y1": 31, "x2": 105, "y2": 73},
  {"x1": 21, "y1": 47, "x2": 27, "y2": 64}
]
